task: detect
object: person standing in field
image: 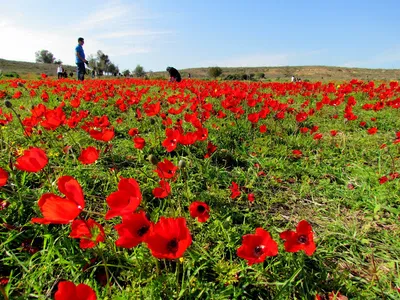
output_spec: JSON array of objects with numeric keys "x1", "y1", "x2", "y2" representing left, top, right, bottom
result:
[
  {"x1": 166, "y1": 66, "x2": 181, "y2": 82},
  {"x1": 75, "y1": 37, "x2": 89, "y2": 81},
  {"x1": 57, "y1": 64, "x2": 64, "y2": 79}
]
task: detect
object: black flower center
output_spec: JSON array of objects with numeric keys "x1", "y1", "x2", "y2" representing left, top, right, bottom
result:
[
  {"x1": 297, "y1": 235, "x2": 308, "y2": 244},
  {"x1": 253, "y1": 245, "x2": 265, "y2": 257},
  {"x1": 167, "y1": 238, "x2": 179, "y2": 253},
  {"x1": 197, "y1": 205, "x2": 205, "y2": 213},
  {"x1": 137, "y1": 225, "x2": 149, "y2": 237}
]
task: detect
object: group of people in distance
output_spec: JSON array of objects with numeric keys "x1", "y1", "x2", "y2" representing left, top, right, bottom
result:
[
  {"x1": 73, "y1": 37, "x2": 183, "y2": 82},
  {"x1": 291, "y1": 75, "x2": 302, "y2": 82},
  {"x1": 56, "y1": 64, "x2": 68, "y2": 79}
]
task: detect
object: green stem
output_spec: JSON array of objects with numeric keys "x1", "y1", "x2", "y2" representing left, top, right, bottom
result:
[
  {"x1": 0, "y1": 284, "x2": 8, "y2": 300},
  {"x1": 100, "y1": 249, "x2": 111, "y2": 296},
  {"x1": 9, "y1": 106, "x2": 31, "y2": 140},
  {"x1": 176, "y1": 259, "x2": 181, "y2": 291},
  {"x1": 155, "y1": 258, "x2": 160, "y2": 275}
]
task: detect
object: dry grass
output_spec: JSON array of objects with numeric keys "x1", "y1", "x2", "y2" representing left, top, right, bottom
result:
[{"x1": 2, "y1": 58, "x2": 400, "y2": 81}]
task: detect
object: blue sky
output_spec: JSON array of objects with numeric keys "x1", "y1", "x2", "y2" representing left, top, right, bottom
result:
[{"x1": 1, "y1": 0, "x2": 400, "y2": 72}]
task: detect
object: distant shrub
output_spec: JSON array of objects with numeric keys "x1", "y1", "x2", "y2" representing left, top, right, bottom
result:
[
  {"x1": 134, "y1": 65, "x2": 146, "y2": 78},
  {"x1": 208, "y1": 67, "x2": 223, "y2": 78},
  {"x1": 4, "y1": 72, "x2": 20, "y2": 78},
  {"x1": 223, "y1": 73, "x2": 259, "y2": 81},
  {"x1": 224, "y1": 74, "x2": 241, "y2": 81},
  {"x1": 256, "y1": 72, "x2": 265, "y2": 79}
]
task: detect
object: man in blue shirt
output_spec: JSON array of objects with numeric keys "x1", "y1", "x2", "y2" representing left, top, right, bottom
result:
[{"x1": 75, "y1": 37, "x2": 88, "y2": 81}]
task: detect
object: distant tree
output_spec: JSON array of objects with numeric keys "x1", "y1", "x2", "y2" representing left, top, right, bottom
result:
[
  {"x1": 122, "y1": 69, "x2": 131, "y2": 77},
  {"x1": 107, "y1": 63, "x2": 119, "y2": 75},
  {"x1": 87, "y1": 55, "x2": 98, "y2": 71},
  {"x1": 256, "y1": 72, "x2": 265, "y2": 79},
  {"x1": 133, "y1": 64, "x2": 146, "y2": 77},
  {"x1": 208, "y1": 66, "x2": 223, "y2": 78},
  {"x1": 54, "y1": 59, "x2": 63, "y2": 65},
  {"x1": 96, "y1": 50, "x2": 110, "y2": 74},
  {"x1": 35, "y1": 50, "x2": 56, "y2": 64}
]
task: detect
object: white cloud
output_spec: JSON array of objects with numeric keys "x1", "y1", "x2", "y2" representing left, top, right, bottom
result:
[
  {"x1": 80, "y1": 5, "x2": 127, "y2": 29},
  {"x1": 0, "y1": 1, "x2": 173, "y2": 67}
]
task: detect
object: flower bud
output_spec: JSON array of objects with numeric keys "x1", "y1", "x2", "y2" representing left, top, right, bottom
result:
[
  {"x1": 4, "y1": 100, "x2": 12, "y2": 108},
  {"x1": 178, "y1": 159, "x2": 186, "y2": 169},
  {"x1": 147, "y1": 154, "x2": 159, "y2": 165}
]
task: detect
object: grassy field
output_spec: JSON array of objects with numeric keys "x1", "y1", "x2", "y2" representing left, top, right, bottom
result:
[
  {"x1": 0, "y1": 77, "x2": 399, "y2": 299},
  {"x1": 2, "y1": 58, "x2": 400, "y2": 81}
]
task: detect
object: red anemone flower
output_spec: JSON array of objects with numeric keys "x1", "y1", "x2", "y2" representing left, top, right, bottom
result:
[
  {"x1": 379, "y1": 176, "x2": 388, "y2": 184},
  {"x1": 70, "y1": 218, "x2": 105, "y2": 249},
  {"x1": 155, "y1": 159, "x2": 178, "y2": 179},
  {"x1": 89, "y1": 127, "x2": 115, "y2": 142},
  {"x1": 292, "y1": 149, "x2": 302, "y2": 157},
  {"x1": 189, "y1": 201, "x2": 210, "y2": 222},
  {"x1": 162, "y1": 128, "x2": 181, "y2": 152},
  {"x1": 259, "y1": 124, "x2": 267, "y2": 133},
  {"x1": 295, "y1": 112, "x2": 308, "y2": 122},
  {"x1": 0, "y1": 168, "x2": 8, "y2": 186},
  {"x1": 300, "y1": 127, "x2": 309, "y2": 134},
  {"x1": 237, "y1": 228, "x2": 278, "y2": 265},
  {"x1": 105, "y1": 177, "x2": 142, "y2": 220},
  {"x1": 115, "y1": 210, "x2": 152, "y2": 248},
  {"x1": 12, "y1": 91, "x2": 22, "y2": 99},
  {"x1": 280, "y1": 220, "x2": 316, "y2": 256},
  {"x1": 313, "y1": 133, "x2": 323, "y2": 140},
  {"x1": 145, "y1": 217, "x2": 192, "y2": 259},
  {"x1": 54, "y1": 281, "x2": 96, "y2": 300},
  {"x1": 133, "y1": 137, "x2": 146, "y2": 149},
  {"x1": 152, "y1": 180, "x2": 171, "y2": 198},
  {"x1": 15, "y1": 147, "x2": 48, "y2": 172},
  {"x1": 367, "y1": 127, "x2": 378, "y2": 135},
  {"x1": 204, "y1": 141, "x2": 217, "y2": 158},
  {"x1": 195, "y1": 127, "x2": 208, "y2": 141},
  {"x1": 32, "y1": 176, "x2": 85, "y2": 224},
  {"x1": 330, "y1": 130, "x2": 338, "y2": 136},
  {"x1": 128, "y1": 128, "x2": 139, "y2": 136},
  {"x1": 247, "y1": 193, "x2": 255, "y2": 202},
  {"x1": 230, "y1": 182, "x2": 241, "y2": 199},
  {"x1": 78, "y1": 146, "x2": 100, "y2": 165}
]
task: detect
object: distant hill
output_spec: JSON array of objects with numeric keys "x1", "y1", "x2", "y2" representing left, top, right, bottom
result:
[
  {"x1": 1, "y1": 58, "x2": 400, "y2": 81},
  {"x1": 169, "y1": 66, "x2": 400, "y2": 81},
  {"x1": 0, "y1": 58, "x2": 76, "y2": 78}
]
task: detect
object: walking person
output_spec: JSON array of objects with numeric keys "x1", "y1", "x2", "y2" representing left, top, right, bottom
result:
[{"x1": 75, "y1": 37, "x2": 88, "y2": 81}]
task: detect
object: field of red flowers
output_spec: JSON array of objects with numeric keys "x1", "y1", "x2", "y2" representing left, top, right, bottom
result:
[{"x1": 0, "y1": 76, "x2": 399, "y2": 299}]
